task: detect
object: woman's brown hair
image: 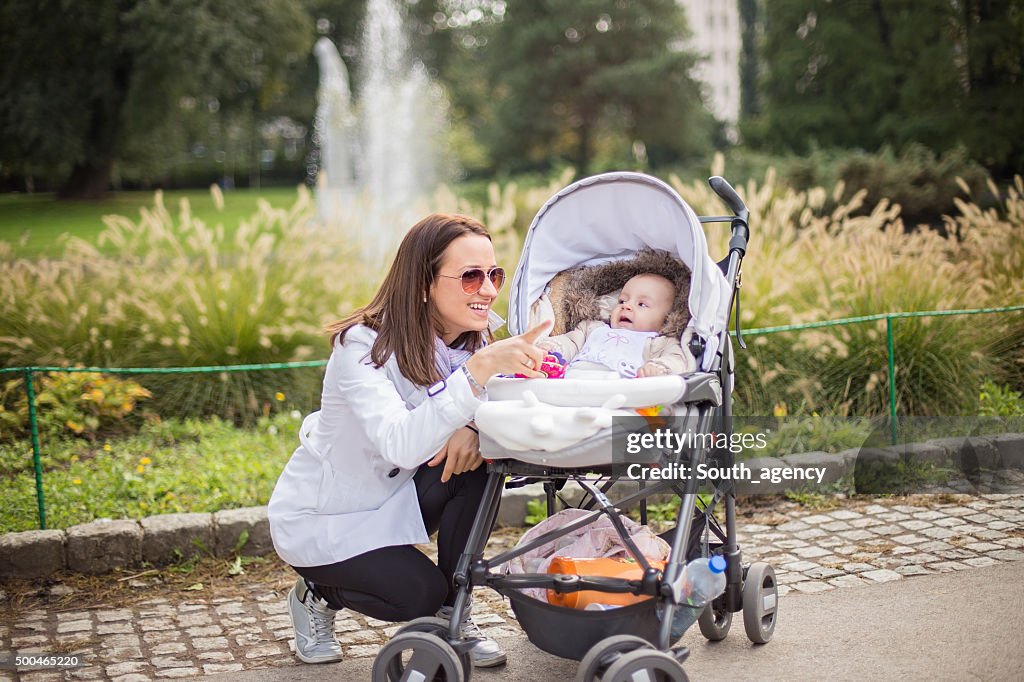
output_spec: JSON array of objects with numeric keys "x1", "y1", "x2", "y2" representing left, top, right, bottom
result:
[{"x1": 326, "y1": 213, "x2": 492, "y2": 386}]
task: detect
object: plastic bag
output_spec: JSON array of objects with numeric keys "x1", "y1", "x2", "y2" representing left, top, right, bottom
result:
[{"x1": 506, "y1": 507, "x2": 671, "y2": 602}]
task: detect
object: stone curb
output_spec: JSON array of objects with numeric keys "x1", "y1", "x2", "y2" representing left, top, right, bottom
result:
[
  {"x1": 2, "y1": 433, "x2": 1020, "y2": 580},
  {"x1": 0, "y1": 507, "x2": 269, "y2": 580}
]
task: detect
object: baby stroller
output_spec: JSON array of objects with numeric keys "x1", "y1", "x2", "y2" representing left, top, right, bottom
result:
[{"x1": 371, "y1": 172, "x2": 778, "y2": 681}]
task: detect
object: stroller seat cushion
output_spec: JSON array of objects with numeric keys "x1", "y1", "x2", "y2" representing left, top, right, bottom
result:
[
  {"x1": 477, "y1": 373, "x2": 721, "y2": 466},
  {"x1": 474, "y1": 390, "x2": 635, "y2": 452},
  {"x1": 486, "y1": 374, "x2": 687, "y2": 408}
]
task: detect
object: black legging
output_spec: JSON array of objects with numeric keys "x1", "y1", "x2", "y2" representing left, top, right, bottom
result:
[{"x1": 293, "y1": 462, "x2": 489, "y2": 622}]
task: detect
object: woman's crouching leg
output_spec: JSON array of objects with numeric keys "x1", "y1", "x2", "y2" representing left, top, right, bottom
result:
[{"x1": 295, "y1": 544, "x2": 447, "y2": 622}]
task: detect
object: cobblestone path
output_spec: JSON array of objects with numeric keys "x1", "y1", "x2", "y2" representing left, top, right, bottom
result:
[{"x1": 2, "y1": 494, "x2": 1022, "y2": 681}]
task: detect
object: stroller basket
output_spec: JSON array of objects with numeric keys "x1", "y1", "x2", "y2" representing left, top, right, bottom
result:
[{"x1": 499, "y1": 589, "x2": 662, "y2": 661}]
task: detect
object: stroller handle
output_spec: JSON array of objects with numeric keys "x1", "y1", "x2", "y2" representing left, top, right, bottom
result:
[{"x1": 709, "y1": 176, "x2": 749, "y2": 224}]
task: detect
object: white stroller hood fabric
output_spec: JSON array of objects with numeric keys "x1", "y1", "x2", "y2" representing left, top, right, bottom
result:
[{"x1": 508, "y1": 172, "x2": 732, "y2": 372}]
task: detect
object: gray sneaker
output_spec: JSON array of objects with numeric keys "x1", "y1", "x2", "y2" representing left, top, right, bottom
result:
[
  {"x1": 437, "y1": 601, "x2": 507, "y2": 668},
  {"x1": 288, "y1": 578, "x2": 343, "y2": 664}
]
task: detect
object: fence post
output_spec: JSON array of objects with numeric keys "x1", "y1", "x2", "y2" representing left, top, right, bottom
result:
[
  {"x1": 885, "y1": 316, "x2": 898, "y2": 445},
  {"x1": 23, "y1": 368, "x2": 47, "y2": 529}
]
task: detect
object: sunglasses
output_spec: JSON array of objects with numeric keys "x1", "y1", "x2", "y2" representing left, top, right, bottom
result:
[{"x1": 438, "y1": 267, "x2": 506, "y2": 295}]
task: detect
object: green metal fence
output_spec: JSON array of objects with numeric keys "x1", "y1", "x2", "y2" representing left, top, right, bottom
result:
[
  {"x1": 2, "y1": 306, "x2": 1021, "y2": 530},
  {"x1": 738, "y1": 305, "x2": 1024, "y2": 444},
  {"x1": 0, "y1": 361, "x2": 328, "y2": 530}
]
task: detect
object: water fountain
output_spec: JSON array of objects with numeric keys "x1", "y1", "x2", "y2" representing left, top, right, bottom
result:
[
  {"x1": 313, "y1": 0, "x2": 449, "y2": 261},
  {"x1": 312, "y1": 38, "x2": 356, "y2": 205}
]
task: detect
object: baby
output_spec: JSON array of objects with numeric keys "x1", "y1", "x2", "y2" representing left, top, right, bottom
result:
[{"x1": 538, "y1": 273, "x2": 693, "y2": 378}]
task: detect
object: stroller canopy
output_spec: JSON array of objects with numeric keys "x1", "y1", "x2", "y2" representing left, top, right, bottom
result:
[{"x1": 508, "y1": 172, "x2": 732, "y2": 371}]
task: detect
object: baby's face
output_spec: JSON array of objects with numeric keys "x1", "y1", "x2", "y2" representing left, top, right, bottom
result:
[{"x1": 610, "y1": 274, "x2": 675, "y2": 333}]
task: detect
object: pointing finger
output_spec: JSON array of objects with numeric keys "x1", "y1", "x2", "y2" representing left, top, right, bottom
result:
[{"x1": 520, "y1": 320, "x2": 552, "y2": 344}]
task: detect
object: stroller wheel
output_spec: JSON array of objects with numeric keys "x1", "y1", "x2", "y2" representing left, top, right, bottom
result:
[
  {"x1": 395, "y1": 616, "x2": 454, "y2": 637},
  {"x1": 697, "y1": 598, "x2": 732, "y2": 641},
  {"x1": 393, "y1": 617, "x2": 472, "y2": 678},
  {"x1": 602, "y1": 649, "x2": 688, "y2": 682},
  {"x1": 742, "y1": 562, "x2": 778, "y2": 644},
  {"x1": 372, "y1": 631, "x2": 466, "y2": 682},
  {"x1": 575, "y1": 634, "x2": 652, "y2": 682}
]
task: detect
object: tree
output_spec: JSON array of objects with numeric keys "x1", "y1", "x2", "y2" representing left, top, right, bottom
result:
[
  {"x1": 750, "y1": 1, "x2": 960, "y2": 152},
  {"x1": 957, "y1": 0, "x2": 1024, "y2": 177},
  {"x1": 402, "y1": 1, "x2": 508, "y2": 176},
  {"x1": 478, "y1": 0, "x2": 717, "y2": 174},
  {"x1": 0, "y1": 0, "x2": 311, "y2": 198},
  {"x1": 746, "y1": 0, "x2": 1023, "y2": 177},
  {"x1": 738, "y1": 0, "x2": 760, "y2": 120}
]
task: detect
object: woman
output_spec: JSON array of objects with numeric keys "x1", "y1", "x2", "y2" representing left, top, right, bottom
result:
[{"x1": 268, "y1": 213, "x2": 549, "y2": 667}]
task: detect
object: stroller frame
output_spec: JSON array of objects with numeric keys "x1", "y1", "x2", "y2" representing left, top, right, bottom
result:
[{"x1": 372, "y1": 176, "x2": 771, "y2": 681}]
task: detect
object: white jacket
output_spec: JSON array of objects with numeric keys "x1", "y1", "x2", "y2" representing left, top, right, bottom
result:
[{"x1": 268, "y1": 325, "x2": 485, "y2": 568}]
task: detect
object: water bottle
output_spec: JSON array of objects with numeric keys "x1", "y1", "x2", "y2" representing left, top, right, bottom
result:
[{"x1": 668, "y1": 555, "x2": 727, "y2": 639}]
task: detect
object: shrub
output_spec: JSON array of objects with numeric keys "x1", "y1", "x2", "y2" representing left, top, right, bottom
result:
[
  {"x1": 0, "y1": 377, "x2": 24, "y2": 439},
  {"x1": 760, "y1": 416, "x2": 873, "y2": 458},
  {"x1": 670, "y1": 157, "x2": 1013, "y2": 416},
  {"x1": 836, "y1": 144, "x2": 991, "y2": 227},
  {"x1": 946, "y1": 176, "x2": 1024, "y2": 391},
  {"x1": 0, "y1": 185, "x2": 530, "y2": 421},
  {"x1": 0, "y1": 372, "x2": 152, "y2": 442},
  {"x1": 978, "y1": 380, "x2": 1024, "y2": 417},
  {"x1": 2, "y1": 169, "x2": 1019, "y2": 422},
  {"x1": 0, "y1": 188, "x2": 365, "y2": 419},
  {"x1": 676, "y1": 145, "x2": 992, "y2": 228}
]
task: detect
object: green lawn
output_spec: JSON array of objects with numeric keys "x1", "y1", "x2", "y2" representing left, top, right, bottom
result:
[
  {"x1": 0, "y1": 414, "x2": 299, "y2": 533},
  {"x1": 0, "y1": 186, "x2": 304, "y2": 258}
]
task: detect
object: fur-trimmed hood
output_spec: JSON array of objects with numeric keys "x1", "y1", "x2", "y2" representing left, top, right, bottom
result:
[{"x1": 547, "y1": 249, "x2": 691, "y2": 338}]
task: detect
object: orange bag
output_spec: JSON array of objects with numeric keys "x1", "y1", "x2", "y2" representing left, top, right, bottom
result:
[{"x1": 546, "y1": 556, "x2": 666, "y2": 609}]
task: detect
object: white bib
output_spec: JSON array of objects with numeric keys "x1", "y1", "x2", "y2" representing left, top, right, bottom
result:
[{"x1": 572, "y1": 325, "x2": 657, "y2": 378}]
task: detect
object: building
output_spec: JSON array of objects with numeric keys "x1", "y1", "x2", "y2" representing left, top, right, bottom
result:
[{"x1": 677, "y1": 0, "x2": 741, "y2": 137}]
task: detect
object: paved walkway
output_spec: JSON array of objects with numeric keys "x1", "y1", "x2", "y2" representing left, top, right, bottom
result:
[
  {"x1": 1, "y1": 494, "x2": 1022, "y2": 681},
  {"x1": 210, "y1": 559, "x2": 1024, "y2": 682}
]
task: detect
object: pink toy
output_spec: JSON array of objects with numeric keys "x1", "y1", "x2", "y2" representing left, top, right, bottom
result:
[{"x1": 514, "y1": 352, "x2": 567, "y2": 379}]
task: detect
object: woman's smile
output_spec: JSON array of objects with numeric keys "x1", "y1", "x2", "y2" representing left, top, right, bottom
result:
[{"x1": 431, "y1": 233, "x2": 500, "y2": 343}]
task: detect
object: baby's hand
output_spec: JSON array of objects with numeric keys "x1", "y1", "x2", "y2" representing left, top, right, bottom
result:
[
  {"x1": 514, "y1": 352, "x2": 566, "y2": 379},
  {"x1": 539, "y1": 352, "x2": 566, "y2": 378},
  {"x1": 636, "y1": 362, "x2": 668, "y2": 378}
]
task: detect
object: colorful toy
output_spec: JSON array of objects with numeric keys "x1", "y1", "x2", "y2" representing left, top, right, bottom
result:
[
  {"x1": 635, "y1": 404, "x2": 669, "y2": 429},
  {"x1": 514, "y1": 351, "x2": 567, "y2": 379}
]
